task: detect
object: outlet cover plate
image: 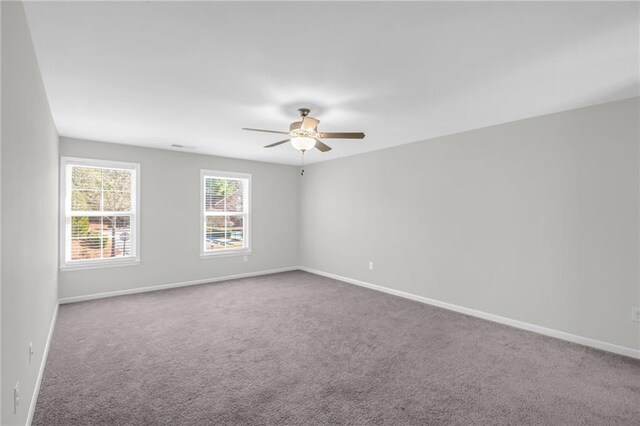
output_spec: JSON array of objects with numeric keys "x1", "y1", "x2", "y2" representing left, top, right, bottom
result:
[
  {"x1": 632, "y1": 307, "x2": 640, "y2": 323},
  {"x1": 14, "y1": 382, "x2": 19, "y2": 414}
]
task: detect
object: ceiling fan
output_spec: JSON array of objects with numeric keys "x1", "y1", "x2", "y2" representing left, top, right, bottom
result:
[{"x1": 242, "y1": 108, "x2": 365, "y2": 152}]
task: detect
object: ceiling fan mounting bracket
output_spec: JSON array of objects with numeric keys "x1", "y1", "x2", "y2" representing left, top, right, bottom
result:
[{"x1": 298, "y1": 108, "x2": 311, "y2": 117}]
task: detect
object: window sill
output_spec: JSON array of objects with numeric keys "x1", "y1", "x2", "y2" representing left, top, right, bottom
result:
[
  {"x1": 60, "y1": 258, "x2": 141, "y2": 271},
  {"x1": 200, "y1": 249, "x2": 251, "y2": 259}
]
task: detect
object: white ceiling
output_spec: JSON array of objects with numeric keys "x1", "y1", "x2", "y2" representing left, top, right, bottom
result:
[{"x1": 24, "y1": 1, "x2": 639, "y2": 165}]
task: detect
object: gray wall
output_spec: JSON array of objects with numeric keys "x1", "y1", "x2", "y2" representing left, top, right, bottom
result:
[
  {"x1": 300, "y1": 98, "x2": 640, "y2": 352},
  {"x1": 1, "y1": 2, "x2": 59, "y2": 424},
  {"x1": 1, "y1": 3, "x2": 3, "y2": 418},
  {"x1": 58, "y1": 138, "x2": 299, "y2": 299}
]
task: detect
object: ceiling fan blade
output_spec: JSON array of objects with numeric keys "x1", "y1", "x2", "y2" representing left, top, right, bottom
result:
[
  {"x1": 300, "y1": 117, "x2": 320, "y2": 131},
  {"x1": 318, "y1": 132, "x2": 365, "y2": 139},
  {"x1": 242, "y1": 127, "x2": 289, "y2": 135},
  {"x1": 314, "y1": 139, "x2": 332, "y2": 152},
  {"x1": 264, "y1": 139, "x2": 290, "y2": 148}
]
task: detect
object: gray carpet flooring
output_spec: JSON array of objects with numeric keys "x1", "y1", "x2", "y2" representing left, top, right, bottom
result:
[{"x1": 34, "y1": 271, "x2": 640, "y2": 425}]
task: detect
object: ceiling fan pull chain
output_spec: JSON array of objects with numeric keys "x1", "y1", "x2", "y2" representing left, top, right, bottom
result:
[{"x1": 301, "y1": 151, "x2": 305, "y2": 176}]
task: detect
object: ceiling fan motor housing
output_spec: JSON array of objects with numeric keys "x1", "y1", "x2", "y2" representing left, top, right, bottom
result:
[
  {"x1": 290, "y1": 121, "x2": 315, "y2": 132},
  {"x1": 292, "y1": 108, "x2": 320, "y2": 135}
]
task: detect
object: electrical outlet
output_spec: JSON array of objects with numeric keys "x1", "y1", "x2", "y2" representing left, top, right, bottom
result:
[
  {"x1": 369, "y1": 261, "x2": 374, "y2": 271},
  {"x1": 632, "y1": 307, "x2": 640, "y2": 323},
  {"x1": 29, "y1": 342, "x2": 34, "y2": 365},
  {"x1": 243, "y1": 255, "x2": 248, "y2": 263},
  {"x1": 14, "y1": 382, "x2": 19, "y2": 414}
]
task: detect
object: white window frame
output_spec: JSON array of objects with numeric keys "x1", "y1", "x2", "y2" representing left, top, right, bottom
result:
[
  {"x1": 60, "y1": 157, "x2": 141, "y2": 270},
  {"x1": 200, "y1": 169, "x2": 251, "y2": 258}
]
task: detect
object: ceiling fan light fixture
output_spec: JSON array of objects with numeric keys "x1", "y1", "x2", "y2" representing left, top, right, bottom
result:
[{"x1": 291, "y1": 136, "x2": 316, "y2": 152}]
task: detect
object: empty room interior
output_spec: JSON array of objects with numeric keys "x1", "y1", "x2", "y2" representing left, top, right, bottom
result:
[{"x1": 2, "y1": 0, "x2": 640, "y2": 424}]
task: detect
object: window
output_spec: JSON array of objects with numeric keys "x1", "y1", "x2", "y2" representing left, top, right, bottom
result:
[
  {"x1": 201, "y1": 170, "x2": 251, "y2": 256},
  {"x1": 60, "y1": 157, "x2": 139, "y2": 269}
]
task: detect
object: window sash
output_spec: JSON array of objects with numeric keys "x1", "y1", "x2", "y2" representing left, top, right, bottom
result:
[{"x1": 66, "y1": 214, "x2": 136, "y2": 261}]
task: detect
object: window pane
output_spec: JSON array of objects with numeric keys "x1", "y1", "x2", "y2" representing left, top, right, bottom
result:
[
  {"x1": 72, "y1": 166, "x2": 101, "y2": 190},
  {"x1": 225, "y1": 215, "x2": 244, "y2": 248},
  {"x1": 103, "y1": 169, "x2": 132, "y2": 192},
  {"x1": 205, "y1": 216, "x2": 227, "y2": 250},
  {"x1": 205, "y1": 177, "x2": 244, "y2": 212},
  {"x1": 205, "y1": 178, "x2": 226, "y2": 212},
  {"x1": 103, "y1": 191, "x2": 131, "y2": 211},
  {"x1": 71, "y1": 190, "x2": 101, "y2": 211},
  {"x1": 225, "y1": 180, "x2": 244, "y2": 213},
  {"x1": 100, "y1": 216, "x2": 132, "y2": 258},
  {"x1": 70, "y1": 216, "x2": 104, "y2": 260},
  {"x1": 71, "y1": 216, "x2": 100, "y2": 238}
]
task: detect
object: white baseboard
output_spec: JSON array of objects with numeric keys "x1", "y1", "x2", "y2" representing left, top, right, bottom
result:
[
  {"x1": 299, "y1": 267, "x2": 640, "y2": 360},
  {"x1": 58, "y1": 266, "x2": 299, "y2": 304},
  {"x1": 26, "y1": 302, "x2": 59, "y2": 426}
]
